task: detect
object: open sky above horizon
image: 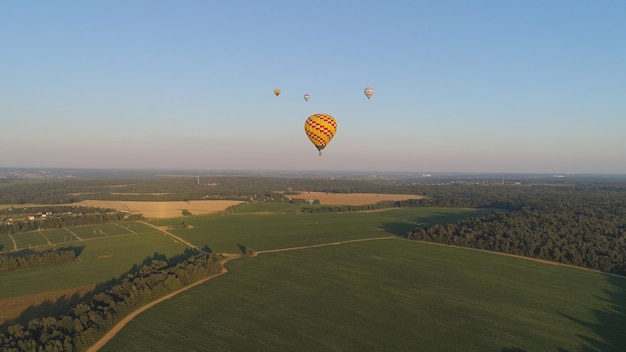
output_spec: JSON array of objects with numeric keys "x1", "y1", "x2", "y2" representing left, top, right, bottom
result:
[{"x1": 2, "y1": 1, "x2": 625, "y2": 174}]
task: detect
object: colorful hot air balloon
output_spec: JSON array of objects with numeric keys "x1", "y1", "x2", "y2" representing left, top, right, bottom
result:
[
  {"x1": 304, "y1": 113, "x2": 337, "y2": 156},
  {"x1": 364, "y1": 87, "x2": 374, "y2": 100},
  {"x1": 304, "y1": 93, "x2": 310, "y2": 102},
  {"x1": 274, "y1": 89, "x2": 281, "y2": 96}
]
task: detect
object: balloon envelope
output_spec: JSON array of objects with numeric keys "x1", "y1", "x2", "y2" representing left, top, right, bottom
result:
[
  {"x1": 364, "y1": 87, "x2": 374, "y2": 99},
  {"x1": 274, "y1": 89, "x2": 281, "y2": 96},
  {"x1": 304, "y1": 93, "x2": 310, "y2": 102},
  {"x1": 304, "y1": 113, "x2": 337, "y2": 155}
]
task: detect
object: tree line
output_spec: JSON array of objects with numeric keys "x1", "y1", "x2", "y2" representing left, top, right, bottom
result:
[
  {"x1": 0, "y1": 246, "x2": 82, "y2": 273},
  {"x1": 0, "y1": 252, "x2": 223, "y2": 351}
]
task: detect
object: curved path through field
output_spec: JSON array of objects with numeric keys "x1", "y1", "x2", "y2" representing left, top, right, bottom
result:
[{"x1": 87, "y1": 236, "x2": 397, "y2": 351}]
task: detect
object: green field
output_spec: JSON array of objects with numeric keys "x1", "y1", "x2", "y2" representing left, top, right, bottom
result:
[
  {"x1": 11, "y1": 231, "x2": 49, "y2": 248},
  {"x1": 155, "y1": 207, "x2": 478, "y2": 254},
  {"x1": 0, "y1": 231, "x2": 187, "y2": 300},
  {"x1": 1, "y1": 209, "x2": 477, "y2": 302},
  {"x1": 40, "y1": 228, "x2": 77, "y2": 243},
  {"x1": 0, "y1": 233, "x2": 14, "y2": 252},
  {"x1": 101, "y1": 239, "x2": 626, "y2": 352}
]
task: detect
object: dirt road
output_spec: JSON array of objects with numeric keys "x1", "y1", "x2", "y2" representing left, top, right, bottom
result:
[{"x1": 86, "y1": 255, "x2": 237, "y2": 352}]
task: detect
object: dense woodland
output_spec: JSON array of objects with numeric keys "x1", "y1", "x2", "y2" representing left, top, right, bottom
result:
[
  {"x1": 407, "y1": 183, "x2": 626, "y2": 275},
  {"x1": 0, "y1": 252, "x2": 223, "y2": 351}
]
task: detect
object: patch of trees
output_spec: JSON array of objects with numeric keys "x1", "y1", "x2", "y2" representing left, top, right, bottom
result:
[
  {"x1": 0, "y1": 246, "x2": 83, "y2": 272},
  {"x1": 406, "y1": 184, "x2": 626, "y2": 276},
  {"x1": 298, "y1": 198, "x2": 436, "y2": 213},
  {"x1": 0, "y1": 252, "x2": 223, "y2": 351}
]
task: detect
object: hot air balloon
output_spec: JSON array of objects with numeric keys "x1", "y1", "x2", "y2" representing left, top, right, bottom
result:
[
  {"x1": 364, "y1": 87, "x2": 374, "y2": 100},
  {"x1": 274, "y1": 89, "x2": 281, "y2": 96},
  {"x1": 304, "y1": 113, "x2": 337, "y2": 156},
  {"x1": 304, "y1": 93, "x2": 310, "y2": 102}
]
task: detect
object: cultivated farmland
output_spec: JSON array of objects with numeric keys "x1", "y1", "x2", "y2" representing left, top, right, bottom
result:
[
  {"x1": 2, "y1": 175, "x2": 626, "y2": 351},
  {"x1": 100, "y1": 239, "x2": 626, "y2": 352}
]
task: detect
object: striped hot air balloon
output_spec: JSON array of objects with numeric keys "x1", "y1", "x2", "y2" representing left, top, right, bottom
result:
[
  {"x1": 304, "y1": 113, "x2": 337, "y2": 156},
  {"x1": 364, "y1": 87, "x2": 374, "y2": 100},
  {"x1": 304, "y1": 93, "x2": 310, "y2": 102}
]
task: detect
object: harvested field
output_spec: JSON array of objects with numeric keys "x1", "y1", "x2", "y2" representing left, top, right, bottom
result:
[
  {"x1": 287, "y1": 191, "x2": 424, "y2": 205},
  {"x1": 77, "y1": 200, "x2": 245, "y2": 219},
  {"x1": 0, "y1": 201, "x2": 245, "y2": 219}
]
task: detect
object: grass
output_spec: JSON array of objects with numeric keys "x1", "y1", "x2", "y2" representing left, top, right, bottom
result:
[
  {"x1": 0, "y1": 233, "x2": 14, "y2": 252},
  {"x1": 0, "y1": 231, "x2": 188, "y2": 300},
  {"x1": 40, "y1": 228, "x2": 77, "y2": 244},
  {"x1": 92, "y1": 223, "x2": 135, "y2": 236},
  {"x1": 101, "y1": 239, "x2": 626, "y2": 352},
  {"x1": 12, "y1": 231, "x2": 49, "y2": 248}
]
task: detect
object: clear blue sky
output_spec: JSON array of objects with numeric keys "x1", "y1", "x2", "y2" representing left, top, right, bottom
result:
[{"x1": 2, "y1": 1, "x2": 625, "y2": 174}]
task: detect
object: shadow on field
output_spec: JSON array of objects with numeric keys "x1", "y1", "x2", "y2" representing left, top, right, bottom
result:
[
  {"x1": 501, "y1": 348, "x2": 526, "y2": 352},
  {"x1": 381, "y1": 211, "x2": 479, "y2": 237},
  {"x1": 0, "y1": 276, "x2": 119, "y2": 332},
  {"x1": 379, "y1": 221, "x2": 419, "y2": 237},
  {"x1": 557, "y1": 275, "x2": 626, "y2": 352},
  {"x1": 0, "y1": 249, "x2": 200, "y2": 333},
  {"x1": 57, "y1": 245, "x2": 85, "y2": 258},
  {"x1": 0, "y1": 244, "x2": 4, "y2": 251}
]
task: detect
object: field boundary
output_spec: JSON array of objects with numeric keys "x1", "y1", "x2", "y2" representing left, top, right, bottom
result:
[
  {"x1": 408, "y1": 238, "x2": 626, "y2": 280},
  {"x1": 256, "y1": 236, "x2": 396, "y2": 255}
]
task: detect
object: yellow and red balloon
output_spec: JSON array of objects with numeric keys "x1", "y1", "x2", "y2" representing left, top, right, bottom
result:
[{"x1": 304, "y1": 113, "x2": 337, "y2": 156}]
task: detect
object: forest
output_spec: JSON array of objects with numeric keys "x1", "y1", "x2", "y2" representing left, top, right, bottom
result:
[{"x1": 406, "y1": 182, "x2": 626, "y2": 276}]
